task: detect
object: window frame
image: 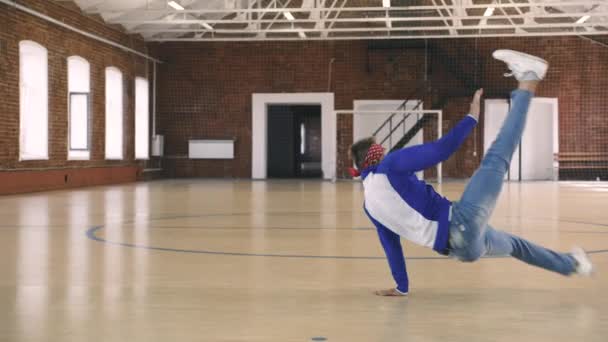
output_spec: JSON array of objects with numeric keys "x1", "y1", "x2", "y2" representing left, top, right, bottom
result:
[{"x1": 67, "y1": 56, "x2": 91, "y2": 160}]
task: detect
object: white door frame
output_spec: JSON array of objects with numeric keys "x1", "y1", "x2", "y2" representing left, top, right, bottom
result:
[
  {"x1": 251, "y1": 93, "x2": 335, "y2": 180},
  {"x1": 528, "y1": 97, "x2": 560, "y2": 180}
]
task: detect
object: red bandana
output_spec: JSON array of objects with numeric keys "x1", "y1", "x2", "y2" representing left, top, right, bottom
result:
[{"x1": 348, "y1": 144, "x2": 385, "y2": 178}]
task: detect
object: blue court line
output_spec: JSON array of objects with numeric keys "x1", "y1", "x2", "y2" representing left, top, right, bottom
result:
[
  {"x1": 85, "y1": 211, "x2": 608, "y2": 259},
  {"x1": 87, "y1": 226, "x2": 404, "y2": 260},
  {"x1": 123, "y1": 211, "x2": 608, "y2": 228}
]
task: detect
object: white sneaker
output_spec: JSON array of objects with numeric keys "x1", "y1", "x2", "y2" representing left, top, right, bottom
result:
[
  {"x1": 571, "y1": 247, "x2": 594, "y2": 276},
  {"x1": 492, "y1": 49, "x2": 549, "y2": 81}
]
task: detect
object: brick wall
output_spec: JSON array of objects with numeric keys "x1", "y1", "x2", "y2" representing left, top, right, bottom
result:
[
  {"x1": 0, "y1": 0, "x2": 151, "y2": 194},
  {"x1": 150, "y1": 41, "x2": 470, "y2": 178},
  {"x1": 151, "y1": 37, "x2": 608, "y2": 179},
  {"x1": 466, "y1": 37, "x2": 608, "y2": 154}
]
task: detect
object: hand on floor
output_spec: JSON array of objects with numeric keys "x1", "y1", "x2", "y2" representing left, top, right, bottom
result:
[{"x1": 374, "y1": 288, "x2": 408, "y2": 297}]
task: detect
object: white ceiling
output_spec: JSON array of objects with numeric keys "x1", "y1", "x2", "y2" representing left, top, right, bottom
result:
[{"x1": 64, "y1": 0, "x2": 608, "y2": 41}]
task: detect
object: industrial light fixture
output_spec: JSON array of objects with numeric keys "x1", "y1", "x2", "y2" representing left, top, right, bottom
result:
[
  {"x1": 576, "y1": 15, "x2": 591, "y2": 24},
  {"x1": 382, "y1": 0, "x2": 391, "y2": 8},
  {"x1": 201, "y1": 22, "x2": 214, "y2": 30},
  {"x1": 283, "y1": 11, "x2": 295, "y2": 21},
  {"x1": 168, "y1": 1, "x2": 185, "y2": 10},
  {"x1": 483, "y1": 7, "x2": 495, "y2": 17}
]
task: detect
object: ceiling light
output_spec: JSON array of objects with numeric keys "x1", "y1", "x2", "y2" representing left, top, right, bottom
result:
[
  {"x1": 382, "y1": 0, "x2": 391, "y2": 8},
  {"x1": 576, "y1": 15, "x2": 590, "y2": 24},
  {"x1": 201, "y1": 22, "x2": 214, "y2": 30},
  {"x1": 298, "y1": 31, "x2": 307, "y2": 38},
  {"x1": 283, "y1": 12, "x2": 295, "y2": 21},
  {"x1": 483, "y1": 7, "x2": 495, "y2": 17},
  {"x1": 168, "y1": 1, "x2": 185, "y2": 10}
]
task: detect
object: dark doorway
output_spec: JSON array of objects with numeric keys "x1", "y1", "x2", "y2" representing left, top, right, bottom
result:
[{"x1": 267, "y1": 105, "x2": 322, "y2": 178}]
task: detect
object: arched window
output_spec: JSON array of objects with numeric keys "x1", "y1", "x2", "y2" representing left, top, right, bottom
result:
[
  {"x1": 105, "y1": 67, "x2": 123, "y2": 160},
  {"x1": 67, "y1": 56, "x2": 90, "y2": 160},
  {"x1": 19, "y1": 41, "x2": 48, "y2": 160}
]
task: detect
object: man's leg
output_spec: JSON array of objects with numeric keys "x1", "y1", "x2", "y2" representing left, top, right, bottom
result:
[
  {"x1": 449, "y1": 50, "x2": 594, "y2": 276},
  {"x1": 482, "y1": 226, "x2": 576, "y2": 275},
  {"x1": 454, "y1": 88, "x2": 534, "y2": 229},
  {"x1": 449, "y1": 87, "x2": 536, "y2": 260},
  {"x1": 449, "y1": 50, "x2": 547, "y2": 259}
]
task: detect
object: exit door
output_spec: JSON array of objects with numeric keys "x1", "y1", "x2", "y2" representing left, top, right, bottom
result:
[{"x1": 267, "y1": 105, "x2": 322, "y2": 178}]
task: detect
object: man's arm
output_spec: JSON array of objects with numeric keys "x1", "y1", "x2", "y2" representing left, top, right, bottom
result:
[
  {"x1": 376, "y1": 224, "x2": 409, "y2": 295},
  {"x1": 383, "y1": 89, "x2": 482, "y2": 173},
  {"x1": 383, "y1": 115, "x2": 477, "y2": 173}
]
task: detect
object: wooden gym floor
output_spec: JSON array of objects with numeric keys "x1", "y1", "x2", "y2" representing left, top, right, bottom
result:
[{"x1": 1, "y1": 179, "x2": 607, "y2": 342}]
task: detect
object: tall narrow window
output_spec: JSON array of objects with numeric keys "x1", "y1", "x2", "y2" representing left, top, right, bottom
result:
[
  {"x1": 105, "y1": 67, "x2": 123, "y2": 160},
  {"x1": 67, "y1": 56, "x2": 90, "y2": 160},
  {"x1": 300, "y1": 123, "x2": 306, "y2": 154},
  {"x1": 19, "y1": 41, "x2": 48, "y2": 160},
  {"x1": 135, "y1": 77, "x2": 149, "y2": 159}
]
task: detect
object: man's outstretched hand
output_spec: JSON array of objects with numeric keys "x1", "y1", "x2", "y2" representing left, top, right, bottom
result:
[
  {"x1": 374, "y1": 288, "x2": 408, "y2": 297},
  {"x1": 469, "y1": 88, "x2": 483, "y2": 121}
]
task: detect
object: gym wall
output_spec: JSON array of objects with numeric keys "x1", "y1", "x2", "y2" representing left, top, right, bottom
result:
[
  {"x1": 0, "y1": 0, "x2": 151, "y2": 194},
  {"x1": 150, "y1": 37, "x2": 608, "y2": 179}
]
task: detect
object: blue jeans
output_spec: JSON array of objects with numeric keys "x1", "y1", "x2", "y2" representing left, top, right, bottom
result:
[{"x1": 448, "y1": 90, "x2": 576, "y2": 275}]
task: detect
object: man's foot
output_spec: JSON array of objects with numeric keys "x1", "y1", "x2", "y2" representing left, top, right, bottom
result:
[
  {"x1": 492, "y1": 49, "x2": 548, "y2": 81},
  {"x1": 374, "y1": 288, "x2": 408, "y2": 297},
  {"x1": 571, "y1": 247, "x2": 594, "y2": 276}
]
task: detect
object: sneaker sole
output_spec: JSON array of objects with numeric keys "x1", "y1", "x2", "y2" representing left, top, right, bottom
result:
[
  {"x1": 492, "y1": 49, "x2": 548, "y2": 65},
  {"x1": 492, "y1": 49, "x2": 548, "y2": 79}
]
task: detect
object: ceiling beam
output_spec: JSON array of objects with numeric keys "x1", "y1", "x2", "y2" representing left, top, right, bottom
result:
[
  {"x1": 109, "y1": 11, "x2": 608, "y2": 25},
  {"x1": 92, "y1": 1, "x2": 606, "y2": 15},
  {"x1": 431, "y1": 0, "x2": 456, "y2": 35},
  {"x1": 132, "y1": 22, "x2": 606, "y2": 34},
  {"x1": 61, "y1": 0, "x2": 608, "y2": 42},
  {"x1": 263, "y1": 0, "x2": 293, "y2": 37},
  {"x1": 147, "y1": 30, "x2": 608, "y2": 41},
  {"x1": 494, "y1": 0, "x2": 525, "y2": 34},
  {"x1": 322, "y1": 0, "x2": 347, "y2": 38}
]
